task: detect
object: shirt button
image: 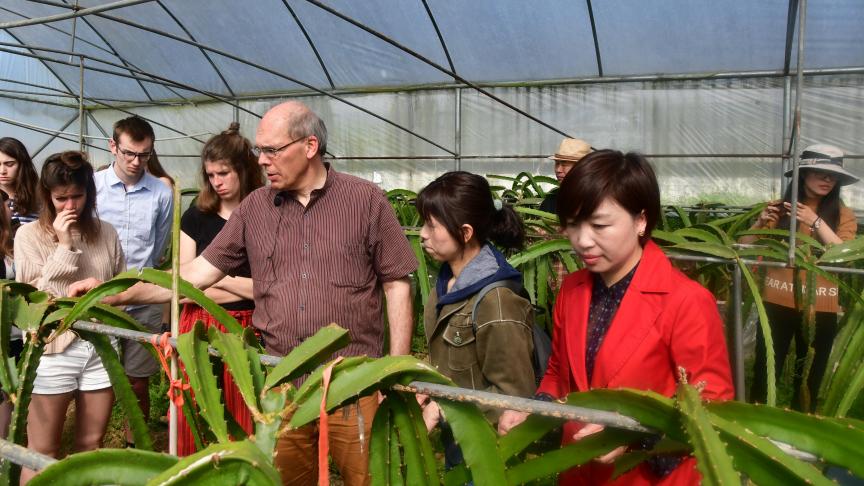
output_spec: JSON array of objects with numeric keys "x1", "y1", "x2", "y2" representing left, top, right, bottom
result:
[
  {"x1": 299, "y1": 304, "x2": 305, "y2": 311},
  {"x1": 301, "y1": 273, "x2": 307, "y2": 279},
  {"x1": 303, "y1": 243, "x2": 309, "y2": 250}
]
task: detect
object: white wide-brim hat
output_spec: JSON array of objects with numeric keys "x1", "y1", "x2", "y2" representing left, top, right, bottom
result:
[{"x1": 784, "y1": 144, "x2": 859, "y2": 186}]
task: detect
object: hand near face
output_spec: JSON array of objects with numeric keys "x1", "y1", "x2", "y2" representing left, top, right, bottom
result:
[
  {"x1": 572, "y1": 423, "x2": 627, "y2": 464},
  {"x1": 756, "y1": 202, "x2": 782, "y2": 228},
  {"x1": 53, "y1": 208, "x2": 77, "y2": 248},
  {"x1": 783, "y1": 202, "x2": 818, "y2": 227}
]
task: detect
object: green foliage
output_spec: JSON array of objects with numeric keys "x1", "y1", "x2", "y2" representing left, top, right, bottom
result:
[
  {"x1": 176, "y1": 322, "x2": 229, "y2": 443},
  {"x1": 289, "y1": 356, "x2": 450, "y2": 428},
  {"x1": 676, "y1": 382, "x2": 740, "y2": 485},
  {"x1": 146, "y1": 440, "x2": 281, "y2": 485},
  {"x1": 5, "y1": 175, "x2": 864, "y2": 485},
  {"x1": 27, "y1": 449, "x2": 177, "y2": 486},
  {"x1": 262, "y1": 324, "x2": 349, "y2": 391}
]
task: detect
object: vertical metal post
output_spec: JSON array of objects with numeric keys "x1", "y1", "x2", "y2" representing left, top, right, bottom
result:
[
  {"x1": 781, "y1": 76, "x2": 792, "y2": 185},
  {"x1": 233, "y1": 99, "x2": 240, "y2": 124},
  {"x1": 454, "y1": 87, "x2": 462, "y2": 172},
  {"x1": 78, "y1": 56, "x2": 85, "y2": 152},
  {"x1": 68, "y1": 1, "x2": 80, "y2": 62},
  {"x1": 787, "y1": 0, "x2": 807, "y2": 266},
  {"x1": 169, "y1": 185, "x2": 181, "y2": 456},
  {"x1": 732, "y1": 264, "x2": 746, "y2": 401}
]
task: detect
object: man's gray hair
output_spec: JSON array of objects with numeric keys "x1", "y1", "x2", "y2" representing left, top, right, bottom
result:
[{"x1": 287, "y1": 107, "x2": 327, "y2": 156}]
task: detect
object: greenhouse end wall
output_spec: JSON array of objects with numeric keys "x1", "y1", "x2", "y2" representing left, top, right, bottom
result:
[{"x1": 4, "y1": 74, "x2": 864, "y2": 209}]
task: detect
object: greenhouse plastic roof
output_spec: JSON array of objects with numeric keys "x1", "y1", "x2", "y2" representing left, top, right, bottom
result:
[{"x1": 2, "y1": 0, "x2": 863, "y2": 103}]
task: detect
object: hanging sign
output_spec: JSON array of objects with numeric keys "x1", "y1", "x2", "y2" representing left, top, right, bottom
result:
[{"x1": 762, "y1": 267, "x2": 840, "y2": 313}]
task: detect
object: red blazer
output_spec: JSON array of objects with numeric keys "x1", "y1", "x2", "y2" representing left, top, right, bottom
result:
[{"x1": 537, "y1": 241, "x2": 734, "y2": 485}]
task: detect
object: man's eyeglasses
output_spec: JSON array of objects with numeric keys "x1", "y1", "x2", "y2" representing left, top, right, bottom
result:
[
  {"x1": 253, "y1": 136, "x2": 307, "y2": 159},
  {"x1": 117, "y1": 147, "x2": 153, "y2": 162}
]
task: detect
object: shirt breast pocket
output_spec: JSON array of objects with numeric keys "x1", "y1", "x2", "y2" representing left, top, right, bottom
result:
[
  {"x1": 330, "y1": 243, "x2": 372, "y2": 288},
  {"x1": 443, "y1": 319, "x2": 477, "y2": 371},
  {"x1": 132, "y1": 200, "x2": 156, "y2": 245}
]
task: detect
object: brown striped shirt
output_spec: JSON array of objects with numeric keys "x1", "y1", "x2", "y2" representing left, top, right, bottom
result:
[{"x1": 202, "y1": 166, "x2": 417, "y2": 358}]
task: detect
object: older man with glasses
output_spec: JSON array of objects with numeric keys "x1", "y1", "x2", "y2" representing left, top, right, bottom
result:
[
  {"x1": 94, "y1": 115, "x2": 174, "y2": 447},
  {"x1": 73, "y1": 102, "x2": 416, "y2": 485}
]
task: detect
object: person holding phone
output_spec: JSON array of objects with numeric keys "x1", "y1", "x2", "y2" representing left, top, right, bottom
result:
[{"x1": 743, "y1": 144, "x2": 859, "y2": 411}]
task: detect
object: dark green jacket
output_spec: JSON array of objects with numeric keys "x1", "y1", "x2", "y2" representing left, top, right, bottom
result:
[{"x1": 424, "y1": 285, "x2": 536, "y2": 422}]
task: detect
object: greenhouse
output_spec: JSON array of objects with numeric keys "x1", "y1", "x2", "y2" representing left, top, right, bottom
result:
[
  {"x1": 1, "y1": 0, "x2": 864, "y2": 485},
  {"x1": 0, "y1": 0, "x2": 861, "y2": 203}
]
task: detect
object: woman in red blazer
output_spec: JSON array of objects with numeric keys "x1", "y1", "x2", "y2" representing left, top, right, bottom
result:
[{"x1": 499, "y1": 150, "x2": 734, "y2": 485}]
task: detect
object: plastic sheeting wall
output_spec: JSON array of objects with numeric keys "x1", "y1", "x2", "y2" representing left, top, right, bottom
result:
[{"x1": 3, "y1": 74, "x2": 864, "y2": 209}]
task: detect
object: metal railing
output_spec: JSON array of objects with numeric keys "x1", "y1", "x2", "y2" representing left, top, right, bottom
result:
[{"x1": 0, "y1": 319, "x2": 818, "y2": 474}]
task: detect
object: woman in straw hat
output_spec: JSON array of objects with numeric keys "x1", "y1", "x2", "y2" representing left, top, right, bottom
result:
[{"x1": 744, "y1": 144, "x2": 859, "y2": 411}]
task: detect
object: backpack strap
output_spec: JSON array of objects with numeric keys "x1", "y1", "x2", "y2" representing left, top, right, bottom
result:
[{"x1": 470, "y1": 279, "x2": 524, "y2": 332}]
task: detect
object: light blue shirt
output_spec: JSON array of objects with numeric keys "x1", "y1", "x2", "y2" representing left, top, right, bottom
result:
[{"x1": 94, "y1": 165, "x2": 173, "y2": 271}]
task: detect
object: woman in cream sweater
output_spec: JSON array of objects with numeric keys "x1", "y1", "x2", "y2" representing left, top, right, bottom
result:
[{"x1": 15, "y1": 151, "x2": 125, "y2": 483}]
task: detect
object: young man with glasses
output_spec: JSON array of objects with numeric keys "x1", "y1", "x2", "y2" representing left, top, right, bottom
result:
[{"x1": 94, "y1": 115, "x2": 174, "y2": 446}]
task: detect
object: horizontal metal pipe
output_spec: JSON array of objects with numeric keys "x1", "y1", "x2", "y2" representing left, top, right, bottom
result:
[
  {"x1": 0, "y1": 43, "x2": 257, "y2": 119},
  {"x1": 0, "y1": 0, "x2": 154, "y2": 29},
  {"x1": 0, "y1": 439, "x2": 56, "y2": 472},
  {"x1": 310, "y1": 153, "x2": 864, "y2": 160},
  {"x1": 665, "y1": 253, "x2": 864, "y2": 275},
  {"x1": 84, "y1": 13, "x2": 457, "y2": 156},
  {"x1": 196, "y1": 67, "x2": 864, "y2": 100},
  {"x1": 65, "y1": 321, "x2": 819, "y2": 463},
  {"x1": 71, "y1": 321, "x2": 282, "y2": 366},
  {"x1": 0, "y1": 115, "x2": 109, "y2": 153},
  {"x1": 394, "y1": 382, "x2": 651, "y2": 432}
]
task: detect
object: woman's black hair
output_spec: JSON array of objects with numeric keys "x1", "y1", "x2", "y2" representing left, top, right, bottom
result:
[
  {"x1": 0, "y1": 137, "x2": 39, "y2": 215},
  {"x1": 778, "y1": 169, "x2": 841, "y2": 231},
  {"x1": 416, "y1": 171, "x2": 524, "y2": 251},
  {"x1": 556, "y1": 149, "x2": 660, "y2": 246}
]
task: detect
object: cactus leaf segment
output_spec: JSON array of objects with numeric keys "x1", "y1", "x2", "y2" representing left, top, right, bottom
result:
[
  {"x1": 207, "y1": 326, "x2": 263, "y2": 418},
  {"x1": 709, "y1": 400, "x2": 864, "y2": 478},
  {"x1": 28, "y1": 448, "x2": 177, "y2": 486},
  {"x1": 176, "y1": 321, "x2": 228, "y2": 443},
  {"x1": 290, "y1": 356, "x2": 450, "y2": 428},
  {"x1": 145, "y1": 440, "x2": 281, "y2": 485},
  {"x1": 676, "y1": 382, "x2": 740, "y2": 486},
  {"x1": 506, "y1": 428, "x2": 642, "y2": 484},
  {"x1": 710, "y1": 414, "x2": 833, "y2": 486},
  {"x1": 253, "y1": 387, "x2": 288, "y2": 458},
  {"x1": 263, "y1": 324, "x2": 350, "y2": 391},
  {"x1": 436, "y1": 399, "x2": 507, "y2": 486}
]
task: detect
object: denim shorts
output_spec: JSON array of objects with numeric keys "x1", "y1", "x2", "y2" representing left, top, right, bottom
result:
[{"x1": 32, "y1": 338, "x2": 116, "y2": 394}]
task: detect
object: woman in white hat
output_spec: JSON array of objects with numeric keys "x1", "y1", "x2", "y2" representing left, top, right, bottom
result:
[{"x1": 745, "y1": 144, "x2": 859, "y2": 411}]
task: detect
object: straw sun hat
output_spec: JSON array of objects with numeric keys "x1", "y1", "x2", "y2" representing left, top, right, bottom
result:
[
  {"x1": 784, "y1": 144, "x2": 859, "y2": 186},
  {"x1": 547, "y1": 138, "x2": 593, "y2": 162}
]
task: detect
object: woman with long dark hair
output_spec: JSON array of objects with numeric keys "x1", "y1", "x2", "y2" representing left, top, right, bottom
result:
[
  {"x1": 0, "y1": 189, "x2": 17, "y2": 439},
  {"x1": 175, "y1": 122, "x2": 264, "y2": 455},
  {"x1": 0, "y1": 137, "x2": 40, "y2": 230},
  {"x1": 15, "y1": 151, "x2": 125, "y2": 483},
  {"x1": 498, "y1": 150, "x2": 734, "y2": 485},
  {"x1": 416, "y1": 171, "x2": 536, "y2": 467},
  {"x1": 745, "y1": 144, "x2": 859, "y2": 411}
]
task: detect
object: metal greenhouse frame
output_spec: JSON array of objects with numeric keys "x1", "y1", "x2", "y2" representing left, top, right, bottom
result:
[{"x1": 2, "y1": 0, "x2": 864, "y2": 459}]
